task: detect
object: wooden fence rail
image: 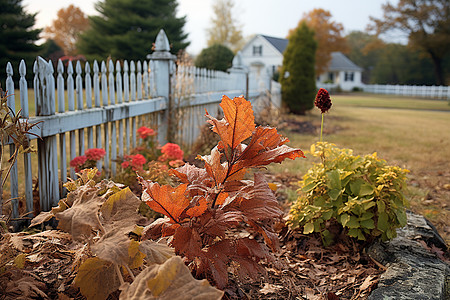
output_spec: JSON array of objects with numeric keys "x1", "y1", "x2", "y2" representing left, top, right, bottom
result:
[{"x1": 1, "y1": 30, "x2": 280, "y2": 227}]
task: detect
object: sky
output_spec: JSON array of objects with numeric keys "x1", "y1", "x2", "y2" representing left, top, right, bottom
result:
[{"x1": 22, "y1": 0, "x2": 401, "y2": 55}]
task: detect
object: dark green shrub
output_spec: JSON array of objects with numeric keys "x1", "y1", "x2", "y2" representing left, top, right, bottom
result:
[
  {"x1": 195, "y1": 44, "x2": 234, "y2": 72},
  {"x1": 279, "y1": 22, "x2": 317, "y2": 115}
]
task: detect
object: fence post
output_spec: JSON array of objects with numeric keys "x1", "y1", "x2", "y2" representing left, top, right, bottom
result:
[
  {"x1": 147, "y1": 29, "x2": 176, "y2": 144},
  {"x1": 35, "y1": 57, "x2": 60, "y2": 211}
]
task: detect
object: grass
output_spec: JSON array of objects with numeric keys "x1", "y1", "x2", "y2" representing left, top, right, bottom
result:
[
  {"x1": 332, "y1": 93, "x2": 450, "y2": 111},
  {"x1": 268, "y1": 93, "x2": 450, "y2": 245}
]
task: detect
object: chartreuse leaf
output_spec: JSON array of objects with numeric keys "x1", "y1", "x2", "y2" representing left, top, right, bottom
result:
[
  {"x1": 119, "y1": 256, "x2": 223, "y2": 299},
  {"x1": 340, "y1": 213, "x2": 350, "y2": 227},
  {"x1": 395, "y1": 209, "x2": 407, "y2": 227},
  {"x1": 303, "y1": 222, "x2": 315, "y2": 234},
  {"x1": 346, "y1": 216, "x2": 360, "y2": 228},
  {"x1": 360, "y1": 219, "x2": 375, "y2": 229},
  {"x1": 377, "y1": 200, "x2": 386, "y2": 212},
  {"x1": 359, "y1": 183, "x2": 374, "y2": 196},
  {"x1": 328, "y1": 189, "x2": 340, "y2": 200},
  {"x1": 377, "y1": 212, "x2": 389, "y2": 232},
  {"x1": 327, "y1": 170, "x2": 341, "y2": 189},
  {"x1": 350, "y1": 179, "x2": 363, "y2": 195}
]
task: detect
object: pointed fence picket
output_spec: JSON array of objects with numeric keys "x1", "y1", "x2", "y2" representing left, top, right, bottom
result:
[{"x1": 1, "y1": 29, "x2": 278, "y2": 229}]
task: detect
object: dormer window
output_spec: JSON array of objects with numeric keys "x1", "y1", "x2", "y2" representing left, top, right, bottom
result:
[{"x1": 253, "y1": 45, "x2": 262, "y2": 56}]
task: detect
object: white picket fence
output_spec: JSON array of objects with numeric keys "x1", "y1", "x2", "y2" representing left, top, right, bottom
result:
[
  {"x1": 364, "y1": 84, "x2": 450, "y2": 99},
  {"x1": 1, "y1": 30, "x2": 280, "y2": 225}
]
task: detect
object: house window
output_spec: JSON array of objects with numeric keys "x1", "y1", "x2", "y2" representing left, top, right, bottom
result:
[
  {"x1": 327, "y1": 72, "x2": 334, "y2": 82},
  {"x1": 253, "y1": 45, "x2": 262, "y2": 56},
  {"x1": 345, "y1": 72, "x2": 354, "y2": 81}
]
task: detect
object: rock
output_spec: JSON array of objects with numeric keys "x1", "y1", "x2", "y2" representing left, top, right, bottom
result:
[{"x1": 368, "y1": 211, "x2": 450, "y2": 300}]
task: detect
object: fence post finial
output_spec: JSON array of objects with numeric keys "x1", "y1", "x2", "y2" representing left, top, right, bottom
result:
[{"x1": 147, "y1": 29, "x2": 176, "y2": 60}]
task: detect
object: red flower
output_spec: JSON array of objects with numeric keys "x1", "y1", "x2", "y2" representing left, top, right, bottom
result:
[
  {"x1": 131, "y1": 154, "x2": 146, "y2": 171},
  {"x1": 315, "y1": 88, "x2": 332, "y2": 113},
  {"x1": 70, "y1": 155, "x2": 87, "y2": 172},
  {"x1": 121, "y1": 161, "x2": 130, "y2": 169},
  {"x1": 137, "y1": 126, "x2": 155, "y2": 139},
  {"x1": 85, "y1": 148, "x2": 106, "y2": 161},
  {"x1": 70, "y1": 155, "x2": 87, "y2": 168},
  {"x1": 160, "y1": 143, "x2": 184, "y2": 161}
]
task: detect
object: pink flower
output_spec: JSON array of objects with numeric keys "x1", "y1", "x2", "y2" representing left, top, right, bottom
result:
[
  {"x1": 137, "y1": 126, "x2": 156, "y2": 139},
  {"x1": 160, "y1": 143, "x2": 184, "y2": 161},
  {"x1": 85, "y1": 148, "x2": 106, "y2": 161}
]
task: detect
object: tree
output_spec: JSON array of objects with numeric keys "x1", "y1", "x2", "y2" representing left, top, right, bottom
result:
[
  {"x1": 280, "y1": 22, "x2": 317, "y2": 115},
  {"x1": 77, "y1": 0, "x2": 189, "y2": 62},
  {"x1": 206, "y1": 0, "x2": 244, "y2": 53},
  {"x1": 369, "y1": 0, "x2": 450, "y2": 85},
  {"x1": 371, "y1": 43, "x2": 435, "y2": 85},
  {"x1": 43, "y1": 5, "x2": 89, "y2": 56},
  {"x1": 346, "y1": 31, "x2": 384, "y2": 83},
  {"x1": 0, "y1": 0, "x2": 41, "y2": 83},
  {"x1": 296, "y1": 9, "x2": 348, "y2": 76},
  {"x1": 195, "y1": 44, "x2": 234, "y2": 71}
]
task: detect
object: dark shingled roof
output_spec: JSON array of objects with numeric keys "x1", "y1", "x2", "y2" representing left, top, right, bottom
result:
[
  {"x1": 261, "y1": 35, "x2": 289, "y2": 53},
  {"x1": 329, "y1": 52, "x2": 363, "y2": 71},
  {"x1": 259, "y1": 35, "x2": 362, "y2": 71}
]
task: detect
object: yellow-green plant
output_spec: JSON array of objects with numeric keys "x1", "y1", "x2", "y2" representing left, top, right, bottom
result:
[{"x1": 289, "y1": 142, "x2": 409, "y2": 244}]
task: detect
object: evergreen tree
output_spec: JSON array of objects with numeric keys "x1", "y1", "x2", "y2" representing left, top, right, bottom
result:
[
  {"x1": 280, "y1": 22, "x2": 317, "y2": 115},
  {"x1": 195, "y1": 44, "x2": 234, "y2": 72},
  {"x1": 77, "y1": 0, "x2": 189, "y2": 62},
  {"x1": 0, "y1": 0, "x2": 41, "y2": 85}
]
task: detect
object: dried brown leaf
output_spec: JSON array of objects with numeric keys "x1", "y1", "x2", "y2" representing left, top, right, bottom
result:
[
  {"x1": 138, "y1": 240, "x2": 174, "y2": 264},
  {"x1": 119, "y1": 256, "x2": 223, "y2": 300}
]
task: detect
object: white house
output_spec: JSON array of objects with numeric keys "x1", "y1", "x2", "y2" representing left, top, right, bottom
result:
[
  {"x1": 316, "y1": 52, "x2": 363, "y2": 91},
  {"x1": 238, "y1": 34, "x2": 363, "y2": 91}
]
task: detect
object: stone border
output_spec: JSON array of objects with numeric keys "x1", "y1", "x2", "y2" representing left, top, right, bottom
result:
[{"x1": 367, "y1": 212, "x2": 449, "y2": 300}]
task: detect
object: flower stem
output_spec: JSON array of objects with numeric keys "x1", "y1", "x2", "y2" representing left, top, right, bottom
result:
[{"x1": 320, "y1": 113, "x2": 324, "y2": 143}]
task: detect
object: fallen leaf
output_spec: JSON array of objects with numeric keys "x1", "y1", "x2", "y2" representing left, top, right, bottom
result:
[
  {"x1": 74, "y1": 257, "x2": 121, "y2": 300},
  {"x1": 119, "y1": 256, "x2": 223, "y2": 300}
]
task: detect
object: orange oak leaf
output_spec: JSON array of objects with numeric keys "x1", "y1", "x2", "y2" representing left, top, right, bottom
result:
[
  {"x1": 186, "y1": 197, "x2": 208, "y2": 217},
  {"x1": 231, "y1": 144, "x2": 305, "y2": 176},
  {"x1": 140, "y1": 179, "x2": 189, "y2": 224},
  {"x1": 199, "y1": 146, "x2": 228, "y2": 184},
  {"x1": 205, "y1": 95, "x2": 255, "y2": 149}
]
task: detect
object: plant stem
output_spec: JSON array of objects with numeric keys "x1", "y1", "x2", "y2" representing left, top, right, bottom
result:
[{"x1": 320, "y1": 113, "x2": 324, "y2": 143}]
